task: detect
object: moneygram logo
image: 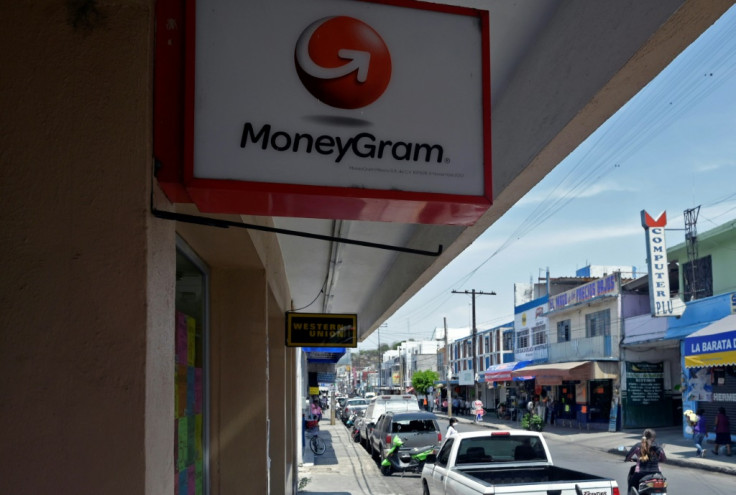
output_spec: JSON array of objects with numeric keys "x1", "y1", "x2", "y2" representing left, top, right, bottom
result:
[{"x1": 295, "y1": 16, "x2": 392, "y2": 109}]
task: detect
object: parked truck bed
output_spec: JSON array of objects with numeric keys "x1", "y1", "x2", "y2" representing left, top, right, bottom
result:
[{"x1": 421, "y1": 430, "x2": 619, "y2": 495}]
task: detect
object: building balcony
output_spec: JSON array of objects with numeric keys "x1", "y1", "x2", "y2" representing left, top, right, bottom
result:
[{"x1": 547, "y1": 334, "x2": 618, "y2": 362}]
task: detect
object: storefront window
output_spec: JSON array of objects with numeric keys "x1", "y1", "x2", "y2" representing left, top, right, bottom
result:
[
  {"x1": 557, "y1": 320, "x2": 571, "y2": 342},
  {"x1": 585, "y1": 310, "x2": 610, "y2": 337},
  {"x1": 532, "y1": 324, "x2": 546, "y2": 346},
  {"x1": 518, "y1": 329, "x2": 529, "y2": 349},
  {"x1": 589, "y1": 380, "x2": 612, "y2": 422},
  {"x1": 175, "y1": 240, "x2": 209, "y2": 494}
]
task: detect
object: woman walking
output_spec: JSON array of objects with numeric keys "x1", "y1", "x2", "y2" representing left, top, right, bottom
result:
[
  {"x1": 693, "y1": 408, "x2": 707, "y2": 458},
  {"x1": 713, "y1": 407, "x2": 732, "y2": 456}
]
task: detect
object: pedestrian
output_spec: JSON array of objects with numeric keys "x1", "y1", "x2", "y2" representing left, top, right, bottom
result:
[
  {"x1": 625, "y1": 428, "x2": 666, "y2": 494},
  {"x1": 310, "y1": 399, "x2": 322, "y2": 422},
  {"x1": 446, "y1": 417, "x2": 459, "y2": 440},
  {"x1": 713, "y1": 407, "x2": 732, "y2": 456},
  {"x1": 536, "y1": 397, "x2": 546, "y2": 422},
  {"x1": 473, "y1": 398, "x2": 484, "y2": 423},
  {"x1": 423, "y1": 396, "x2": 428, "y2": 411},
  {"x1": 547, "y1": 397, "x2": 557, "y2": 425},
  {"x1": 692, "y1": 408, "x2": 707, "y2": 458}
]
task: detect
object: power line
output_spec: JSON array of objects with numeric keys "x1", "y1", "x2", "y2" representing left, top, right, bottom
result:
[{"x1": 387, "y1": 8, "x2": 736, "y2": 332}]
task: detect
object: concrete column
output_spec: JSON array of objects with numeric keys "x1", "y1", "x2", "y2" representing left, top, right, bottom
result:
[
  {"x1": 210, "y1": 267, "x2": 269, "y2": 493},
  {"x1": 0, "y1": 2, "x2": 175, "y2": 494}
]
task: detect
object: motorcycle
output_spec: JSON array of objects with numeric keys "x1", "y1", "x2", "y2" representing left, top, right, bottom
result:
[
  {"x1": 380, "y1": 434, "x2": 435, "y2": 477},
  {"x1": 345, "y1": 409, "x2": 361, "y2": 427},
  {"x1": 348, "y1": 410, "x2": 364, "y2": 443},
  {"x1": 624, "y1": 452, "x2": 667, "y2": 495},
  {"x1": 627, "y1": 470, "x2": 667, "y2": 495}
]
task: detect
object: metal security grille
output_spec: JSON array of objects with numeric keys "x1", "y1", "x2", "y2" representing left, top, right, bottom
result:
[
  {"x1": 699, "y1": 366, "x2": 736, "y2": 437},
  {"x1": 683, "y1": 255, "x2": 713, "y2": 300}
]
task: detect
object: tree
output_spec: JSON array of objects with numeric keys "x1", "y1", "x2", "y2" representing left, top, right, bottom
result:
[{"x1": 411, "y1": 369, "x2": 439, "y2": 395}]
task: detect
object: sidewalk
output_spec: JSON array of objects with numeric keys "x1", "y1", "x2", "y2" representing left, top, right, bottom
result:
[{"x1": 299, "y1": 411, "x2": 736, "y2": 493}]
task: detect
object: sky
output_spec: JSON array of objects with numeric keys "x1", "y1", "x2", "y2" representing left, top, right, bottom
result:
[{"x1": 359, "y1": 5, "x2": 736, "y2": 351}]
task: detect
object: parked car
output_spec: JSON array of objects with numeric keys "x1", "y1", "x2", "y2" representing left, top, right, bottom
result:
[
  {"x1": 359, "y1": 394, "x2": 421, "y2": 447},
  {"x1": 421, "y1": 430, "x2": 619, "y2": 495},
  {"x1": 341, "y1": 398, "x2": 369, "y2": 423},
  {"x1": 368, "y1": 411, "x2": 441, "y2": 466}
]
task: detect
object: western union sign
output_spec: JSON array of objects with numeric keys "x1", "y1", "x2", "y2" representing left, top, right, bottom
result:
[{"x1": 285, "y1": 312, "x2": 357, "y2": 348}]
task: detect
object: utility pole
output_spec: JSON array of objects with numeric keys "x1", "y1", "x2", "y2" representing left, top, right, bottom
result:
[
  {"x1": 378, "y1": 326, "x2": 381, "y2": 392},
  {"x1": 684, "y1": 206, "x2": 700, "y2": 300},
  {"x1": 444, "y1": 317, "x2": 452, "y2": 418},
  {"x1": 452, "y1": 289, "x2": 496, "y2": 402}
]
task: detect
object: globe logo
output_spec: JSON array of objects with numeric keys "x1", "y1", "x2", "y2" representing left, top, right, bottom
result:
[{"x1": 295, "y1": 16, "x2": 392, "y2": 109}]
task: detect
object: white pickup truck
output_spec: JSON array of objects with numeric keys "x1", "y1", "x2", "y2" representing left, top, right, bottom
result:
[{"x1": 421, "y1": 430, "x2": 619, "y2": 495}]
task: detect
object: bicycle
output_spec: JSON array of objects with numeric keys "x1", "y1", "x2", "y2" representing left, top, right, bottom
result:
[{"x1": 308, "y1": 427, "x2": 326, "y2": 455}]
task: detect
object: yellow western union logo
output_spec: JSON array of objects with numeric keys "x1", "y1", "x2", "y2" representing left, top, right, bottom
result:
[{"x1": 285, "y1": 312, "x2": 357, "y2": 348}]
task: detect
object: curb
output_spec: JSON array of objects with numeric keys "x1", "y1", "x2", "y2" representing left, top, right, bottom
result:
[
  {"x1": 435, "y1": 413, "x2": 736, "y2": 477},
  {"x1": 606, "y1": 448, "x2": 736, "y2": 476}
]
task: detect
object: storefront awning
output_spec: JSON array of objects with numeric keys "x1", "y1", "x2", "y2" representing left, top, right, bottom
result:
[
  {"x1": 510, "y1": 360, "x2": 618, "y2": 381},
  {"x1": 484, "y1": 360, "x2": 532, "y2": 382},
  {"x1": 684, "y1": 314, "x2": 736, "y2": 368},
  {"x1": 303, "y1": 347, "x2": 346, "y2": 364}
]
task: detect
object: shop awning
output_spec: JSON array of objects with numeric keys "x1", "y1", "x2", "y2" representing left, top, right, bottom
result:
[
  {"x1": 510, "y1": 360, "x2": 618, "y2": 380},
  {"x1": 303, "y1": 347, "x2": 346, "y2": 363},
  {"x1": 484, "y1": 360, "x2": 532, "y2": 382},
  {"x1": 684, "y1": 314, "x2": 736, "y2": 368}
]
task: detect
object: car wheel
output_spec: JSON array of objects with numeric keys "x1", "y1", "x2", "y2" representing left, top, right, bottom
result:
[{"x1": 422, "y1": 480, "x2": 431, "y2": 495}]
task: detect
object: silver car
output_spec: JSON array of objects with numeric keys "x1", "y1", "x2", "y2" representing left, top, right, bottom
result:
[
  {"x1": 369, "y1": 411, "x2": 441, "y2": 463},
  {"x1": 341, "y1": 398, "x2": 369, "y2": 423}
]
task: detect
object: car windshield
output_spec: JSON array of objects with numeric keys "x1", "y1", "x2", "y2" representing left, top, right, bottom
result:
[
  {"x1": 347, "y1": 399, "x2": 368, "y2": 406},
  {"x1": 455, "y1": 436, "x2": 547, "y2": 464},
  {"x1": 391, "y1": 419, "x2": 436, "y2": 433}
]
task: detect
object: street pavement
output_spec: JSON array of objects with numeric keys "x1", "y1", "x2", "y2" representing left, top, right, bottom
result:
[{"x1": 299, "y1": 410, "x2": 736, "y2": 494}]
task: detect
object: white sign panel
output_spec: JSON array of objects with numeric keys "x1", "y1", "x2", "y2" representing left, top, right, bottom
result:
[
  {"x1": 641, "y1": 210, "x2": 685, "y2": 317},
  {"x1": 514, "y1": 303, "x2": 548, "y2": 362},
  {"x1": 458, "y1": 369, "x2": 475, "y2": 386},
  {"x1": 193, "y1": 0, "x2": 487, "y2": 196}
]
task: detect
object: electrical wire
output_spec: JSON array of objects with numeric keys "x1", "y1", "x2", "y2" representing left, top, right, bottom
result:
[{"x1": 385, "y1": 8, "x2": 736, "y2": 335}]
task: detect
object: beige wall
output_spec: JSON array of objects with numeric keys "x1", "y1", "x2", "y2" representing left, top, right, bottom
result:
[
  {"x1": 0, "y1": 1, "x2": 170, "y2": 493},
  {"x1": 1, "y1": 1, "x2": 297, "y2": 493}
]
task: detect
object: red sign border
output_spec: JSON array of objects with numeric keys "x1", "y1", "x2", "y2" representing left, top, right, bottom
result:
[{"x1": 156, "y1": 0, "x2": 491, "y2": 225}]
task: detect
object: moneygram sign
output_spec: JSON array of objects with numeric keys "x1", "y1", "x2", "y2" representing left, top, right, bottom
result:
[{"x1": 181, "y1": 0, "x2": 491, "y2": 225}]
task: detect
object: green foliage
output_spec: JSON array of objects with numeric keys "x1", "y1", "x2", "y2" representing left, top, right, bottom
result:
[
  {"x1": 298, "y1": 477, "x2": 311, "y2": 492},
  {"x1": 411, "y1": 369, "x2": 439, "y2": 395},
  {"x1": 521, "y1": 413, "x2": 544, "y2": 431}
]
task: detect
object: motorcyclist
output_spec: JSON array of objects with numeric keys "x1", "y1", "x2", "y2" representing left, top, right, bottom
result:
[{"x1": 625, "y1": 428, "x2": 666, "y2": 494}]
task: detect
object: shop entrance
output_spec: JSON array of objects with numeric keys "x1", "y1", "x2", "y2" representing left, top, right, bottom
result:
[{"x1": 175, "y1": 240, "x2": 210, "y2": 494}]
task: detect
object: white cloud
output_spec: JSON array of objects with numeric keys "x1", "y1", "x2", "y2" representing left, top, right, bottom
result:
[
  {"x1": 695, "y1": 160, "x2": 736, "y2": 173},
  {"x1": 516, "y1": 180, "x2": 639, "y2": 207}
]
